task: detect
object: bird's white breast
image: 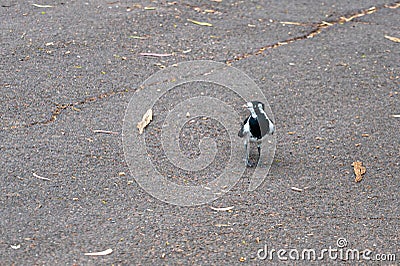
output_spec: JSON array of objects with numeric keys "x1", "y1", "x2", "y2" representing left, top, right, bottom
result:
[{"x1": 243, "y1": 120, "x2": 250, "y2": 134}]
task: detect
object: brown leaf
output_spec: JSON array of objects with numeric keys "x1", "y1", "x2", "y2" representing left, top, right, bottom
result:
[
  {"x1": 384, "y1": 35, "x2": 400, "y2": 43},
  {"x1": 137, "y1": 109, "x2": 153, "y2": 134},
  {"x1": 351, "y1": 161, "x2": 366, "y2": 182},
  {"x1": 187, "y1": 19, "x2": 213, "y2": 27}
]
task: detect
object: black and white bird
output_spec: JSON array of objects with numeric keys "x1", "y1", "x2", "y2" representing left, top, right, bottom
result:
[{"x1": 238, "y1": 101, "x2": 275, "y2": 167}]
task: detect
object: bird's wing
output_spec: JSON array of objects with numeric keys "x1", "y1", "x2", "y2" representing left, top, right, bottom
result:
[{"x1": 254, "y1": 109, "x2": 271, "y2": 137}]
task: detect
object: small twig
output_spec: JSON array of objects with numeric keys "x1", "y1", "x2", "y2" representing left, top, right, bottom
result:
[
  {"x1": 92, "y1": 129, "x2": 119, "y2": 135},
  {"x1": 210, "y1": 206, "x2": 234, "y2": 211},
  {"x1": 84, "y1": 248, "x2": 113, "y2": 256},
  {"x1": 291, "y1": 187, "x2": 303, "y2": 192},
  {"x1": 215, "y1": 223, "x2": 232, "y2": 227},
  {"x1": 32, "y1": 4, "x2": 54, "y2": 8},
  {"x1": 33, "y1": 172, "x2": 51, "y2": 181},
  {"x1": 139, "y1": 52, "x2": 172, "y2": 57},
  {"x1": 279, "y1": 21, "x2": 309, "y2": 26}
]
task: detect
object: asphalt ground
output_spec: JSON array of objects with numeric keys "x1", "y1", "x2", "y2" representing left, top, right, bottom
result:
[{"x1": 1, "y1": 1, "x2": 399, "y2": 265}]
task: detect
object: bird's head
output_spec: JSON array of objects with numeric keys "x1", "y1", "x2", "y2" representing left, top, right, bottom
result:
[
  {"x1": 242, "y1": 101, "x2": 264, "y2": 111},
  {"x1": 242, "y1": 101, "x2": 253, "y2": 110},
  {"x1": 243, "y1": 101, "x2": 263, "y2": 119}
]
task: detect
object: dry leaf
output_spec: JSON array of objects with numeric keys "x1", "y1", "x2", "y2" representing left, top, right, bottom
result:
[
  {"x1": 10, "y1": 244, "x2": 21, "y2": 250},
  {"x1": 321, "y1": 21, "x2": 333, "y2": 26},
  {"x1": 84, "y1": 248, "x2": 113, "y2": 256},
  {"x1": 137, "y1": 109, "x2": 153, "y2": 134},
  {"x1": 384, "y1": 35, "x2": 400, "y2": 43},
  {"x1": 351, "y1": 161, "x2": 366, "y2": 182},
  {"x1": 187, "y1": 19, "x2": 213, "y2": 27},
  {"x1": 210, "y1": 206, "x2": 234, "y2": 211}
]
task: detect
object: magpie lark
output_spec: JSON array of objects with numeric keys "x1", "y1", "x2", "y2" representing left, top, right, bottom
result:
[{"x1": 238, "y1": 101, "x2": 275, "y2": 167}]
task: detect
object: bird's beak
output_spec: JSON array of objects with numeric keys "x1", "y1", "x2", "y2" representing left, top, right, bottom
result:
[{"x1": 242, "y1": 104, "x2": 247, "y2": 108}]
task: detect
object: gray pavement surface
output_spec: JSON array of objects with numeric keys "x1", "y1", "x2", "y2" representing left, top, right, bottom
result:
[{"x1": 1, "y1": 0, "x2": 399, "y2": 265}]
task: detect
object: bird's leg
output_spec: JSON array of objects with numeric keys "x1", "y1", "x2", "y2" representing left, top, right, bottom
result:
[
  {"x1": 244, "y1": 142, "x2": 249, "y2": 166},
  {"x1": 257, "y1": 142, "x2": 262, "y2": 166},
  {"x1": 244, "y1": 140, "x2": 253, "y2": 167}
]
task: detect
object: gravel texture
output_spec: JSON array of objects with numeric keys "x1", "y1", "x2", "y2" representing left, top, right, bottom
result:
[{"x1": 1, "y1": 1, "x2": 399, "y2": 265}]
